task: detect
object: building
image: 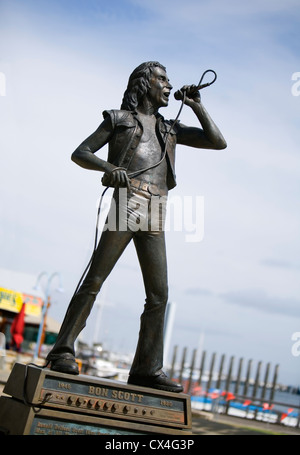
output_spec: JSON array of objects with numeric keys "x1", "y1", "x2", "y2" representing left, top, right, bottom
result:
[{"x1": 0, "y1": 268, "x2": 60, "y2": 354}]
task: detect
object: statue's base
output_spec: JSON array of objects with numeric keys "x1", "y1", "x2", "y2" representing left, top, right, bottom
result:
[{"x1": 0, "y1": 363, "x2": 192, "y2": 435}]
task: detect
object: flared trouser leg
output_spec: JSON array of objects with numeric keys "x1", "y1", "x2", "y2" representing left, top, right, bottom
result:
[{"x1": 129, "y1": 230, "x2": 168, "y2": 377}]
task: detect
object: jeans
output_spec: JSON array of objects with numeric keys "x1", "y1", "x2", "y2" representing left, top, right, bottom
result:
[{"x1": 47, "y1": 187, "x2": 168, "y2": 377}]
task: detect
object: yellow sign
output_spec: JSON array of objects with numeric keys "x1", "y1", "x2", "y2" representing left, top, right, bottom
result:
[
  {"x1": 22, "y1": 293, "x2": 43, "y2": 317},
  {"x1": 0, "y1": 287, "x2": 43, "y2": 316}
]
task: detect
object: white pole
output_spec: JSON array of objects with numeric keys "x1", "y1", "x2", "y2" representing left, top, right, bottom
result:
[
  {"x1": 163, "y1": 301, "x2": 176, "y2": 366},
  {"x1": 93, "y1": 282, "x2": 108, "y2": 346}
]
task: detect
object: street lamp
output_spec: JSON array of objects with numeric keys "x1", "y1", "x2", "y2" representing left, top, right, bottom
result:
[{"x1": 33, "y1": 272, "x2": 64, "y2": 361}]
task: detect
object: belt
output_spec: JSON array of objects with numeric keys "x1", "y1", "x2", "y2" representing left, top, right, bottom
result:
[{"x1": 130, "y1": 179, "x2": 167, "y2": 197}]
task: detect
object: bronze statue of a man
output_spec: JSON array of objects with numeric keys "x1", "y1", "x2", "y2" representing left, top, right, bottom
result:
[{"x1": 46, "y1": 61, "x2": 226, "y2": 393}]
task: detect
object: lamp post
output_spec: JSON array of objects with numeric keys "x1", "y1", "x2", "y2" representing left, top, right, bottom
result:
[{"x1": 33, "y1": 272, "x2": 64, "y2": 361}]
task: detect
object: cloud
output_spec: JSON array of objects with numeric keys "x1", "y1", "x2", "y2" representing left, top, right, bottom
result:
[
  {"x1": 220, "y1": 288, "x2": 300, "y2": 318},
  {"x1": 184, "y1": 287, "x2": 213, "y2": 296},
  {"x1": 260, "y1": 259, "x2": 300, "y2": 270},
  {"x1": 175, "y1": 321, "x2": 242, "y2": 339}
]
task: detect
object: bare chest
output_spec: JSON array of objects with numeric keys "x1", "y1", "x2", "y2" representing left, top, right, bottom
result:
[
  {"x1": 128, "y1": 114, "x2": 167, "y2": 186},
  {"x1": 138, "y1": 114, "x2": 159, "y2": 145}
]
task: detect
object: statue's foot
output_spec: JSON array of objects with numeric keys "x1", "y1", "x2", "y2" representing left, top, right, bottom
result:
[
  {"x1": 50, "y1": 357, "x2": 79, "y2": 375},
  {"x1": 127, "y1": 372, "x2": 183, "y2": 393}
]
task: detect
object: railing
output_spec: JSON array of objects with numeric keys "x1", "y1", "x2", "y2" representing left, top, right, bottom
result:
[{"x1": 168, "y1": 346, "x2": 300, "y2": 428}]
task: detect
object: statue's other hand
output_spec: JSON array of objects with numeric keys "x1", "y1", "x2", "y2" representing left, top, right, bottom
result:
[{"x1": 102, "y1": 167, "x2": 130, "y2": 189}]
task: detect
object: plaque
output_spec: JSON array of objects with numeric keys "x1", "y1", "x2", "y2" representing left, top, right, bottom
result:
[{"x1": 0, "y1": 363, "x2": 192, "y2": 435}]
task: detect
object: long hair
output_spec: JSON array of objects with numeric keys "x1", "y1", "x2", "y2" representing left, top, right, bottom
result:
[{"x1": 121, "y1": 61, "x2": 166, "y2": 111}]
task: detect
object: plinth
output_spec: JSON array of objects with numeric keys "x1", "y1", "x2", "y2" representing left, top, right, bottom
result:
[{"x1": 0, "y1": 363, "x2": 192, "y2": 435}]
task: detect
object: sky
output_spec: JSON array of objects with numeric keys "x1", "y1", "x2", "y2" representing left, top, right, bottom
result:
[{"x1": 0, "y1": 0, "x2": 299, "y2": 386}]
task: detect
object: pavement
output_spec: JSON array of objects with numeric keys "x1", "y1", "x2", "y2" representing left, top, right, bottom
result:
[{"x1": 191, "y1": 410, "x2": 300, "y2": 435}]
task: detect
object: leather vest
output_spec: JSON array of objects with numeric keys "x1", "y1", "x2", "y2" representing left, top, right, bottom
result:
[{"x1": 103, "y1": 110, "x2": 177, "y2": 190}]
